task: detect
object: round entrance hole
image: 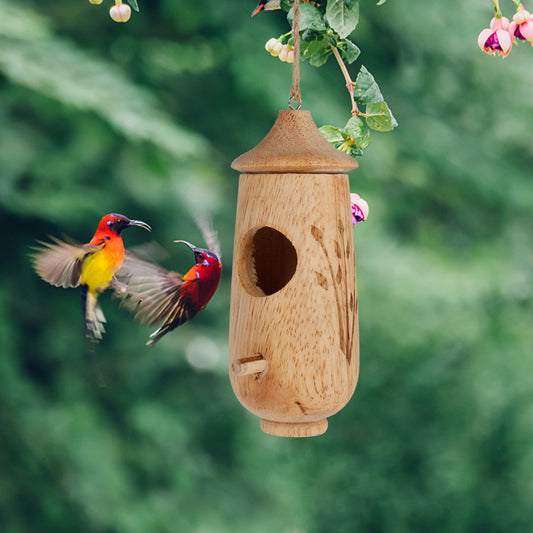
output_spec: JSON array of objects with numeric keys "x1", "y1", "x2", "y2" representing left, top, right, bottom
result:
[{"x1": 238, "y1": 226, "x2": 298, "y2": 297}]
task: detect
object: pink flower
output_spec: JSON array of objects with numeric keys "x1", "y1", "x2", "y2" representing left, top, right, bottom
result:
[
  {"x1": 478, "y1": 16, "x2": 512, "y2": 57},
  {"x1": 509, "y1": 5, "x2": 533, "y2": 42},
  {"x1": 350, "y1": 193, "x2": 369, "y2": 225}
]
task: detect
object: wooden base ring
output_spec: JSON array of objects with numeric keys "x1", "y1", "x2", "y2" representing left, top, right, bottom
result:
[{"x1": 260, "y1": 418, "x2": 328, "y2": 438}]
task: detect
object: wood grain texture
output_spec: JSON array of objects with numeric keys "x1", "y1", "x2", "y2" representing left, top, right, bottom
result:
[
  {"x1": 232, "y1": 110, "x2": 358, "y2": 174},
  {"x1": 229, "y1": 110, "x2": 359, "y2": 438},
  {"x1": 232, "y1": 354, "x2": 268, "y2": 376}
]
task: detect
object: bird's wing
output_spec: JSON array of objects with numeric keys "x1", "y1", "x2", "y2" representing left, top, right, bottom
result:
[
  {"x1": 31, "y1": 237, "x2": 103, "y2": 288},
  {"x1": 194, "y1": 214, "x2": 221, "y2": 259},
  {"x1": 115, "y1": 251, "x2": 187, "y2": 326}
]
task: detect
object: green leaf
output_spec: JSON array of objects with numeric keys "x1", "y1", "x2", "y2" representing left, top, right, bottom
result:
[
  {"x1": 353, "y1": 65, "x2": 384, "y2": 104},
  {"x1": 339, "y1": 38, "x2": 360, "y2": 64},
  {"x1": 301, "y1": 38, "x2": 332, "y2": 67},
  {"x1": 326, "y1": 0, "x2": 359, "y2": 38},
  {"x1": 128, "y1": 0, "x2": 139, "y2": 12},
  {"x1": 364, "y1": 101, "x2": 398, "y2": 131},
  {"x1": 301, "y1": 28, "x2": 323, "y2": 42},
  {"x1": 320, "y1": 117, "x2": 370, "y2": 156},
  {"x1": 319, "y1": 125, "x2": 344, "y2": 143},
  {"x1": 280, "y1": 0, "x2": 293, "y2": 12},
  {"x1": 326, "y1": 33, "x2": 338, "y2": 47},
  {"x1": 377, "y1": 0, "x2": 387, "y2": 4},
  {"x1": 342, "y1": 116, "x2": 371, "y2": 149},
  {"x1": 288, "y1": 3, "x2": 326, "y2": 32}
]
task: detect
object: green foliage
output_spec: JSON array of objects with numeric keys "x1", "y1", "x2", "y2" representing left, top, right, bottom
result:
[
  {"x1": 326, "y1": 0, "x2": 359, "y2": 38},
  {"x1": 353, "y1": 64, "x2": 384, "y2": 103},
  {"x1": 338, "y1": 37, "x2": 361, "y2": 63},
  {"x1": 301, "y1": 38, "x2": 331, "y2": 66},
  {"x1": 365, "y1": 100, "x2": 397, "y2": 131},
  {"x1": 288, "y1": 3, "x2": 326, "y2": 32},
  {"x1": 317, "y1": 65, "x2": 396, "y2": 155},
  {"x1": 282, "y1": 0, "x2": 395, "y2": 155},
  {"x1": 0, "y1": 11, "x2": 206, "y2": 161},
  {"x1": 2, "y1": 0, "x2": 533, "y2": 532},
  {"x1": 320, "y1": 115, "x2": 370, "y2": 156}
]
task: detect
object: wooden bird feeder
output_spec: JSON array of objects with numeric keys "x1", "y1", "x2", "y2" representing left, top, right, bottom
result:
[{"x1": 229, "y1": 109, "x2": 360, "y2": 437}]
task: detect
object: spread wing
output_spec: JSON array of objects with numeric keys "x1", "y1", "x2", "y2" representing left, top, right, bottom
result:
[
  {"x1": 115, "y1": 251, "x2": 187, "y2": 327},
  {"x1": 31, "y1": 237, "x2": 103, "y2": 288}
]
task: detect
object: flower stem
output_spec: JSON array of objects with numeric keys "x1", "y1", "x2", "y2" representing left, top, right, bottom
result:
[
  {"x1": 330, "y1": 44, "x2": 359, "y2": 116},
  {"x1": 493, "y1": 0, "x2": 502, "y2": 17},
  {"x1": 280, "y1": 30, "x2": 293, "y2": 43}
]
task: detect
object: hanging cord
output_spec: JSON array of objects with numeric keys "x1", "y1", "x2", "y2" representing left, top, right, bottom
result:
[{"x1": 288, "y1": 0, "x2": 302, "y2": 110}]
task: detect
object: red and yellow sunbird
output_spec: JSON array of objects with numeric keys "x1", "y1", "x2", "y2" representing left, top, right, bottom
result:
[
  {"x1": 31, "y1": 213, "x2": 151, "y2": 342},
  {"x1": 117, "y1": 239, "x2": 222, "y2": 345}
]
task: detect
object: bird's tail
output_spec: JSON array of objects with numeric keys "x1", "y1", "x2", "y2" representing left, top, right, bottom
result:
[
  {"x1": 146, "y1": 324, "x2": 169, "y2": 347},
  {"x1": 81, "y1": 285, "x2": 106, "y2": 342}
]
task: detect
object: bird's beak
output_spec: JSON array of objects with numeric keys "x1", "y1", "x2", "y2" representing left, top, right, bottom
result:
[
  {"x1": 128, "y1": 219, "x2": 151, "y2": 232},
  {"x1": 174, "y1": 240, "x2": 196, "y2": 251},
  {"x1": 251, "y1": 3, "x2": 264, "y2": 17}
]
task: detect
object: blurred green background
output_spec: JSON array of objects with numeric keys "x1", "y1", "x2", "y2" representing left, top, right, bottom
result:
[{"x1": 2, "y1": 0, "x2": 533, "y2": 531}]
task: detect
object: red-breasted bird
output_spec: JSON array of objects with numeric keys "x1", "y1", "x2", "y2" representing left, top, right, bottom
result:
[
  {"x1": 31, "y1": 213, "x2": 151, "y2": 342},
  {"x1": 117, "y1": 233, "x2": 222, "y2": 346}
]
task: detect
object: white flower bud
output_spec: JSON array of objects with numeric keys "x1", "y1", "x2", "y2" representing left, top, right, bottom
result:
[
  {"x1": 110, "y1": 3, "x2": 132, "y2": 23},
  {"x1": 286, "y1": 49, "x2": 294, "y2": 63},
  {"x1": 278, "y1": 45, "x2": 289, "y2": 62},
  {"x1": 270, "y1": 40, "x2": 284, "y2": 57},
  {"x1": 265, "y1": 38, "x2": 278, "y2": 52}
]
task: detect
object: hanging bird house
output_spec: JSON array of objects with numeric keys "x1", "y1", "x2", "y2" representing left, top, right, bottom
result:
[{"x1": 229, "y1": 109, "x2": 360, "y2": 437}]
